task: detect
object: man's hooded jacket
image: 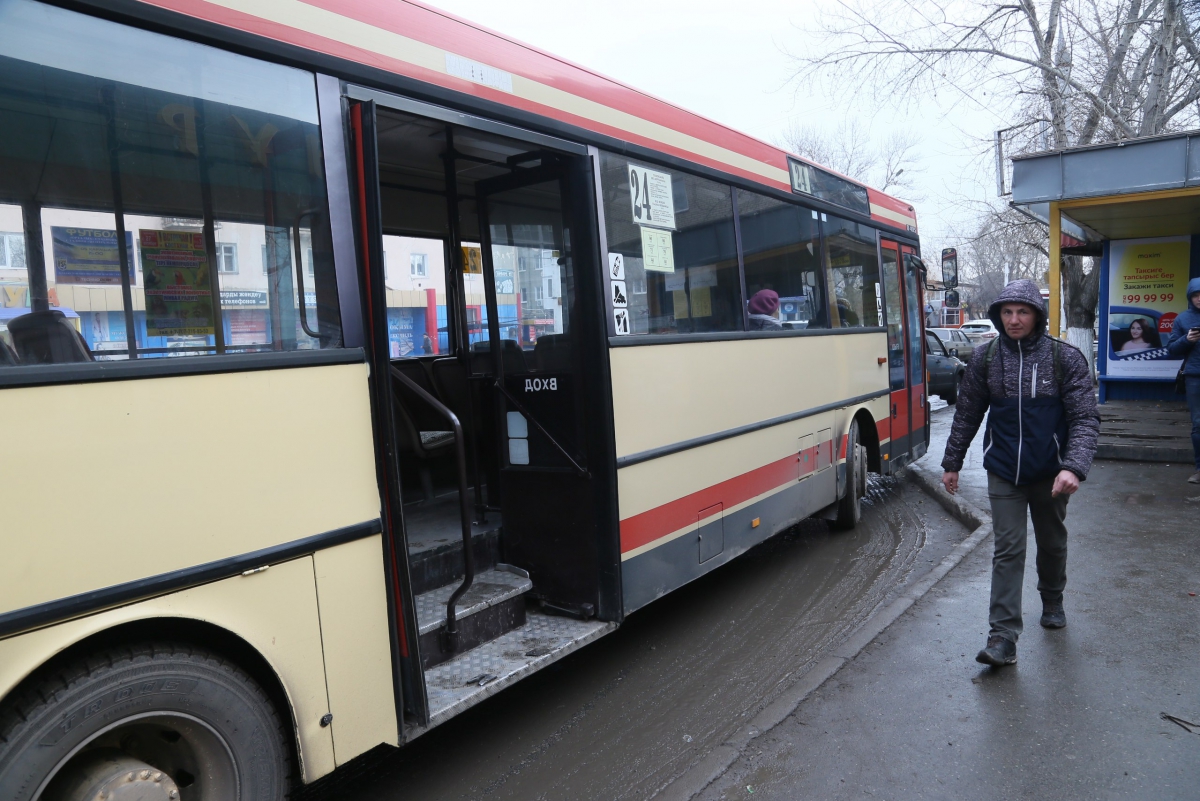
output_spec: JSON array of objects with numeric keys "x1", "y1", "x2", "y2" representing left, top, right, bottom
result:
[
  {"x1": 941, "y1": 279, "x2": 1100, "y2": 483},
  {"x1": 1166, "y1": 277, "x2": 1200, "y2": 377}
]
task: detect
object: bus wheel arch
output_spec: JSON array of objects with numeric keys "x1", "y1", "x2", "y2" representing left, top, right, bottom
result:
[
  {"x1": 854, "y1": 408, "x2": 883, "y2": 474},
  {"x1": 0, "y1": 617, "x2": 300, "y2": 799}
]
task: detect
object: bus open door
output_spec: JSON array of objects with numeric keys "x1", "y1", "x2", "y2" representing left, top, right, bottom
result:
[{"x1": 879, "y1": 239, "x2": 927, "y2": 468}]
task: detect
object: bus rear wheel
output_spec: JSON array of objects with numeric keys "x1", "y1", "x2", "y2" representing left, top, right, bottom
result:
[
  {"x1": 0, "y1": 641, "x2": 292, "y2": 801},
  {"x1": 831, "y1": 421, "x2": 866, "y2": 530}
]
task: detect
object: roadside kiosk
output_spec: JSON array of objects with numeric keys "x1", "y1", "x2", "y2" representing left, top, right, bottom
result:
[{"x1": 1011, "y1": 131, "x2": 1200, "y2": 404}]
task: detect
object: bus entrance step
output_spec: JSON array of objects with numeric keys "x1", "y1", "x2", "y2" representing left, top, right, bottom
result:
[
  {"x1": 407, "y1": 519, "x2": 502, "y2": 595},
  {"x1": 416, "y1": 567, "x2": 533, "y2": 670},
  {"x1": 424, "y1": 610, "x2": 614, "y2": 728}
]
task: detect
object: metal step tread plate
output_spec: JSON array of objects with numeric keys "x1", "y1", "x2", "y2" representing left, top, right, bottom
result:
[
  {"x1": 425, "y1": 611, "x2": 614, "y2": 727},
  {"x1": 415, "y1": 568, "x2": 533, "y2": 636}
]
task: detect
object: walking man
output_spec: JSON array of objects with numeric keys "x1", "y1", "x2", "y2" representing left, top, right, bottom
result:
[
  {"x1": 1165, "y1": 277, "x2": 1200, "y2": 484},
  {"x1": 941, "y1": 279, "x2": 1099, "y2": 666}
]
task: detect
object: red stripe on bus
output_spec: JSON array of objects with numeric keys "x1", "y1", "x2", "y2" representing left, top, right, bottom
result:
[{"x1": 620, "y1": 441, "x2": 830, "y2": 555}]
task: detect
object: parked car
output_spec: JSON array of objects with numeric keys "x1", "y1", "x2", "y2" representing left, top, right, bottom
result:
[
  {"x1": 926, "y1": 331, "x2": 966, "y2": 404},
  {"x1": 959, "y1": 319, "x2": 999, "y2": 343},
  {"x1": 928, "y1": 327, "x2": 978, "y2": 361}
]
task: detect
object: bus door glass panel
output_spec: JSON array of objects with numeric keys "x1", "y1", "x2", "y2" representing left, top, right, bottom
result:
[
  {"x1": 477, "y1": 159, "x2": 603, "y2": 615},
  {"x1": 380, "y1": 235, "x2": 447, "y2": 357},
  {"x1": 901, "y1": 245, "x2": 925, "y2": 439},
  {"x1": 880, "y1": 240, "x2": 909, "y2": 450},
  {"x1": 478, "y1": 174, "x2": 582, "y2": 470}
]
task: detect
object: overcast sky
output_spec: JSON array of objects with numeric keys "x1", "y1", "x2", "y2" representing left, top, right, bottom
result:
[{"x1": 423, "y1": 0, "x2": 1012, "y2": 258}]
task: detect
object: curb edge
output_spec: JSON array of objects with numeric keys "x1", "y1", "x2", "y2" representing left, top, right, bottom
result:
[{"x1": 654, "y1": 462, "x2": 993, "y2": 801}]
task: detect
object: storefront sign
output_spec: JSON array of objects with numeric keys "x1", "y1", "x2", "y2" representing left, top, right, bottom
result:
[{"x1": 1106, "y1": 236, "x2": 1191, "y2": 378}]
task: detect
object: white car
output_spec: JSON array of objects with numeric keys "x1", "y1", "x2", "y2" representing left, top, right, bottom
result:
[{"x1": 959, "y1": 320, "x2": 1000, "y2": 342}]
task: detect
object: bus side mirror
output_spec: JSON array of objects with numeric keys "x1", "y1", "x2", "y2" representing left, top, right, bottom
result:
[{"x1": 941, "y1": 247, "x2": 959, "y2": 290}]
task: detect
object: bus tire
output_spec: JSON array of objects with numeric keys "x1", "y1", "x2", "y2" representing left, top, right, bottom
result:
[
  {"x1": 0, "y1": 641, "x2": 292, "y2": 801},
  {"x1": 831, "y1": 421, "x2": 865, "y2": 530}
]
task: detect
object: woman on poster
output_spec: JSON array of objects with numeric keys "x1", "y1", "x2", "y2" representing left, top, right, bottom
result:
[
  {"x1": 1118, "y1": 318, "x2": 1160, "y2": 352},
  {"x1": 1166, "y1": 278, "x2": 1200, "y2": 484}
]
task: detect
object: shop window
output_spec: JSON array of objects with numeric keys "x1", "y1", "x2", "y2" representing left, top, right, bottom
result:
[
  {"x1": 215, "y1": 243, "x2": 238, "y2": 274},
  {"x1": 824, "y1": 215, "x2": 882, "y2": 328},
  {"x1": 736, "y1": 190, "x2": 826, "y2": 331},
  {"x1": 599, "y1": 152, "x2": 742, "y2": 335},
  {"x1": 0, "y1": 0, "x2": 341, "y2": 367}
]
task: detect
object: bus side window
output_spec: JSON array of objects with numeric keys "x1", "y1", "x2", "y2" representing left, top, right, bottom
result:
[
  {"x1": 0, "y1": 0, "x2": 342, "y2": 366},
  {"x1": 823, "y1": 215, "x2": 881, "y2": 328},
  {"x1": 735, "y1": 189, "x2": 826, "y2": 331},
  {"x1": 598, "y1": 152, "x2": 742, "y2": 335}
]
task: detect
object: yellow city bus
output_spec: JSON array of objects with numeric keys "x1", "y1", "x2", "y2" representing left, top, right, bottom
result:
[{"x1": 0, "y1": 0, "x2": 930, "y2": 795}]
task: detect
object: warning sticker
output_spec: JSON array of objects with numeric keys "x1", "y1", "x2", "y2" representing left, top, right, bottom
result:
[
  {"x1": 613, "y1": 307, "x2": 631, "y2": 335},
  {"x1": 608, "y1": 252, "x2": 625, "y2": 281},
  {"x1": 611, "y1": 280, "x2": 628, "y2": 308}
]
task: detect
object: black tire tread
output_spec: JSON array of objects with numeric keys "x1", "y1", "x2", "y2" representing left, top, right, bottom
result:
[{"x1": 0, "y1": 640, "x2": 293, "y2": 791}]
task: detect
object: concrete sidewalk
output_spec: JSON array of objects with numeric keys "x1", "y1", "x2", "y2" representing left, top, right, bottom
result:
[{"x1": 698, "y1": 407, "x2": 1200, "y2": 800}]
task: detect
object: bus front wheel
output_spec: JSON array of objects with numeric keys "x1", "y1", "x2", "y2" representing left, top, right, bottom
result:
[
  {"x1": 831, "y1": 420, "x2": 866, "y2": 530},
  {"x1": 0, "y1": 641, "x2": 292, "y2": 801}
]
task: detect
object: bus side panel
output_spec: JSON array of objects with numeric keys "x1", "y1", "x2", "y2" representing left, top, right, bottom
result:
[
  {"x1": 610, "y1": 334, "x2": 888, "y2": 614},
  {"x1": 0, "y1": 556, "x2": 337, "y2": 782},
  {"x1": 617, "y1": 415, "x2": 836, "y2": 613},
  {"x1": 609, "y1": 335, "x2": 886, "y2": 460},
  {"x1": 0, "y1": 363, "x2": 381, "y2": 615},
  {"x1": 313, "y1": 534, "x2": 399, "y2": 764}
]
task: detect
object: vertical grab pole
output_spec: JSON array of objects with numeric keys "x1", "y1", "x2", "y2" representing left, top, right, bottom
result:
[{"x1": 1049, "y1": 202, "x2": 1061, "y2": 337}]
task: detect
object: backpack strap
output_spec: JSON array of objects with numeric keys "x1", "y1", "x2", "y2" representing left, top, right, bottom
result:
[{"x1": 982, "y1": 337, "x2": 1001, "y2": 372}]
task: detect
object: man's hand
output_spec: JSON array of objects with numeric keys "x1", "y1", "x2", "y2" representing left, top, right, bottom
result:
[
  {"x1": 1187, "y1": 327, "x2": 1200, "y2": 342},
  {"x1": 942, "y1": 471, "x2": 959, "y2": 495},
  {"x1": 1051, "y1": 469, "x2": 1080, "y2": 497}
]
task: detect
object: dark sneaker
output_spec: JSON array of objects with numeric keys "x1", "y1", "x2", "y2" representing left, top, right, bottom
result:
[
  {"x1": 976, "y1": 635, "x2": 1017, "y2": 666},
  {"x1": 1041, "y1": 605, "x2": 1067, "y2": 628},
  {"x1": 1189, "y1": 470, "x2": 1200, "y2": 484}
]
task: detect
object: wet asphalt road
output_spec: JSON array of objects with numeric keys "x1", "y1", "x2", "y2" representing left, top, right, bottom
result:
[{"x1": 298, "y1": 477, "x2": 969, "y2": 801}]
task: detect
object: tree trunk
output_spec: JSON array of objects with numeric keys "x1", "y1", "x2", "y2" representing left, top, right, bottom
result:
[{"x1": 1060, "y1": 254, "x2": 1099, "y2": 379}]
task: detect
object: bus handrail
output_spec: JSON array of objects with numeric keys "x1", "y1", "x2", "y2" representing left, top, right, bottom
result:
[
  {"x1": 389, "y1": 364, "x2": 475, "y2": 653},
  {"x1": 493, "y1": 380, "x2": 587, "y2": 477},
  {"x1": 293, "y1": 212, "x2": 321, "y2": 340}
]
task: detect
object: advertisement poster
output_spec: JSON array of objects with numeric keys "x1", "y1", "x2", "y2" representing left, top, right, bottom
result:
[
  {"x1": 139, "y1": 229, "x2": 214, "y2": 337},
  {"x1": 51, "y1": 227, "x2": 134, "y2": 285},
  {"x1": 1107, "y1": 236, "x2": 1191, "y2": 378}
]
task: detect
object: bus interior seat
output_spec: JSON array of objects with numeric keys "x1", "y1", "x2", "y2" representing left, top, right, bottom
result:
[
  {"x1": 8, "y1": 310, "x2": 94, "y2": 365},
  {"x1": 533, "y1": 333, "x2": 572, "y2": 372},
  {"x1": 0, "y1": 335, "x2": 18, "y2": 366},
  {"x1": 390, "y1": 359, "x2": 456, "y2": 503},
  {"x1": 470, "y1": 338, "x2": 527, "y2": 375}
]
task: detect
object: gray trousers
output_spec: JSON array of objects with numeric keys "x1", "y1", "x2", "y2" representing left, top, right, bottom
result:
[{"x1": 987, "y1": 472, "x2": 1070, "y2": 643}]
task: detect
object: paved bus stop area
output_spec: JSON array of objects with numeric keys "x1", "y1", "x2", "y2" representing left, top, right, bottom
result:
[{"x1": 697, "y1": 406, "x2": 1200, "y2": 801}]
